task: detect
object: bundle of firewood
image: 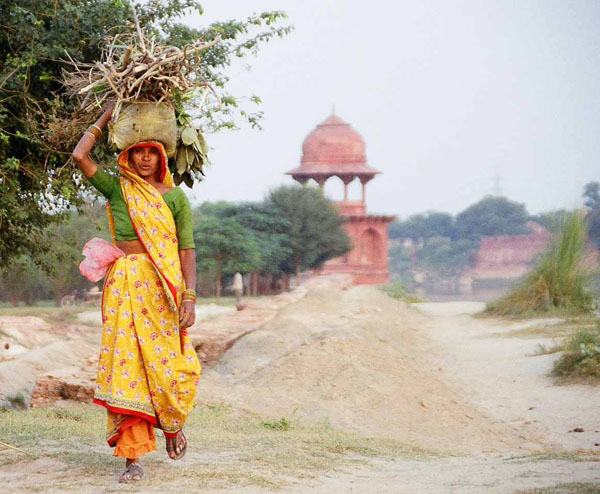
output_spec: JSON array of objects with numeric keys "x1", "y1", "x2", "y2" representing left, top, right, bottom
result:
[{"x1": 60, "y1": 6, "x2": 218, "y2": 185}]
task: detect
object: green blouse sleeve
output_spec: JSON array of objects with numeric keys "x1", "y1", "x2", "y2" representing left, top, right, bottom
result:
[
  {"x1": 87, "y1": 167, "x2": 118, "y2": 199},
  {"x1": 172, "y1": 189, "x2": 195, "y2": 250}
]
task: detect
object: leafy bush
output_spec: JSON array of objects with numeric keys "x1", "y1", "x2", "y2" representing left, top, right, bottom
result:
[
  {"x1": 553, "y1": 329, "x2": 600, "y2": 380},
  {"x1": 484, "y1": 211, "x2": 597, "y2": 316}
]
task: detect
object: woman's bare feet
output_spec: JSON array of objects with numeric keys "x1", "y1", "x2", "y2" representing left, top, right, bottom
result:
[
  {"x1": 119, "y1": 458, "x2": 144, "y2": 483},
  {"x1": 166, "y1": 430, "x2": 187, "y2": 460}
]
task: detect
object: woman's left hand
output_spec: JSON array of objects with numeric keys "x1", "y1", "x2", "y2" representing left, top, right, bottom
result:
[{"x1": 179, "y1": 300, "x2": 196, "y2": 329}]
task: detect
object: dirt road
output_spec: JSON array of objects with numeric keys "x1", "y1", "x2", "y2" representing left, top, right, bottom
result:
[{"x1": 414, "y1": 301, "x2": 600, "y2": 452}]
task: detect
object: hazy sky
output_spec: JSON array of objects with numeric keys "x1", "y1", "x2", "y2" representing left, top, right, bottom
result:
[{"x1": 181, "y1": 1, "x2": 600, "y2": 219}]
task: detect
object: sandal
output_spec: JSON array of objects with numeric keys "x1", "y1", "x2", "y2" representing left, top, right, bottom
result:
[
  {"x1": 119, "y1": 461, "x2": 144, "y2": 483},
  {"x1": 166, "y1": 429, "x2": 187, "y2": 460}
]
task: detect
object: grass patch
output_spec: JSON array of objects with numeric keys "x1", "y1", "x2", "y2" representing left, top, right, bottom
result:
[
  {"x1": 0, "y1": 406, "x2": 102, "y2": 461},
  {"x1": 380, "y1": 282, "x2": 424, "y2": 303},
  {"x1": 552, "y1": 328, "x2": 600, "y2": 382},
  {"x1": 0, "y1": 402, "x2": 440, "y2": 491},
  {"x1": 261, "y1": 416, "x2": 292, "y2": 431},
  {"x1": 484, "y1": 211, "x2": 597, "y2": 317},
  {"x1": 516, "y1": 482, "x2": 600, "y2": 494}
]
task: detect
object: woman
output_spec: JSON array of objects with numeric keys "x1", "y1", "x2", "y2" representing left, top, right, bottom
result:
[{"x1": 72, "y1": 103, "x2": 202, "y2": 483}]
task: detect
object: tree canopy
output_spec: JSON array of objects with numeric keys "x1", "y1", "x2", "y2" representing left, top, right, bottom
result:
[
  {"x1": 201, "y1": 201, "x2": 292, "y2": 276},
  {"x1": 0, "y1": 0, "x2": 290, "y2": 266},
  {"x1": 454, "y1": 196, "x2": 529, "y2": 240},
  {"x1": 266, "y1": 185, "x2": 352, "y2": 281},
  {"x1": 194, "y1": 215, "x2": 260, "y2": 298},
  {"x1": 389, "y1": 212, "x2": 454, "y2": 240},
  {"x1": 388, "y1": 196, "x2": 533, "y2": 283}
]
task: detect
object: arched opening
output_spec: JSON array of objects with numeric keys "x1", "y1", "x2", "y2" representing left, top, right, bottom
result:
[{"x1": 360, "y1": 228, "x2": 381, "y2": 264}]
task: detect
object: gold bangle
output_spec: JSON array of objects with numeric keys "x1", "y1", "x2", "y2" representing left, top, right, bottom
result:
[
  {"x1": 84, "y1": 131, "x2": 97, "y2": 141},
  {"x1": 91, "y1": 124, "x2": 103, "y2": 135},
  {"x1": 86, "y1": 126, "x2": 102, "y2": 140},
  {"x1": 183, "y1": 289, "x2": 196, "y2": 297}
]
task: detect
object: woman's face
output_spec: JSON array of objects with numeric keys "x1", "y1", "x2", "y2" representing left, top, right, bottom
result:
[{"x1": 129, "y1": 146, "x2": 161, "y2": 179}]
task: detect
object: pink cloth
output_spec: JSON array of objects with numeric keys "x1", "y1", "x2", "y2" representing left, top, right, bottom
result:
[{"x1": 79, "y1": 238, "x2": 126, "y2": 282}]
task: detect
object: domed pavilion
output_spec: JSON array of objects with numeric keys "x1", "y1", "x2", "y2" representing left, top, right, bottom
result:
[{"x1": 286, "y1": 113, "x2": 395, "y2": 285}]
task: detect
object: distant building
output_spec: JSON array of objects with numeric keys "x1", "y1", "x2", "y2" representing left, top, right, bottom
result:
[
  {"x1": 463, "y1": 221, "x2": 553, "y2": 281},
  {"x1": 286, "y1": 113, "x2": 395, "y2": 285},
  {"x1": 461, "y1": 220, "x2": 599, "y2": 286}
]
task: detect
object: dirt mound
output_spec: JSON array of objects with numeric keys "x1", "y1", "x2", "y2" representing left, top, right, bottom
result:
[
  {"x1": 198, "y1": 277, "x2": 547, "y2": 454},
  {"x1": 0, "y1": 315, "x2": 101, "y2": 408},
  {"x1": 0, "y1": 340, "x2": 97, "y2": 408}
]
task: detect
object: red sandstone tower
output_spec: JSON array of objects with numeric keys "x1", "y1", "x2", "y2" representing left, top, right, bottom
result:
[{"x1": 286, "y1": 113, "x2": 395, "y2": 285}]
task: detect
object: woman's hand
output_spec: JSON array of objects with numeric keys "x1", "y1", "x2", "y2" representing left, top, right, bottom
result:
[
  {"x1": 103, "y1": 100, "x2": 115, "y2": 120},
  {"x1": 179, "y1": 300, "x2": 196, "y2": 329}
]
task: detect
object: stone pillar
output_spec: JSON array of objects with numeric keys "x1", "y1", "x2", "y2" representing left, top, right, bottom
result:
[
  {"x1": 339, "y1": 174, "x2": 354, "y2": 201},
  {"x1": 359, "y1": 175, "x2": 373, "y2": 203}
]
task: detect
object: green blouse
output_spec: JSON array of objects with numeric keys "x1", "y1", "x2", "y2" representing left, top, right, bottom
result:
[{"x1": 87, "y1": 167, "x2": 195, "y2": 250}]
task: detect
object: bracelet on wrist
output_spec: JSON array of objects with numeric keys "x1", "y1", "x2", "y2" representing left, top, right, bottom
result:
[
  {"x1": 86, "y1": 126, "x2": 102, "y2": 140},
  {"x1": 90, "y1": 124, "x2": 103, "y2": 135}
]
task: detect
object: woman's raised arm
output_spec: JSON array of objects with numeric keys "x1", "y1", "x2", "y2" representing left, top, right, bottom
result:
[{"x1": 72, "y1": 103, "x2": 114, "y2": 178}]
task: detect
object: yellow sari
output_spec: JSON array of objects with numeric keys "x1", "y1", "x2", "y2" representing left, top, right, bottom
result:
[{"x1": 93, "y1": 141, "x2": 201, "y2": 444}]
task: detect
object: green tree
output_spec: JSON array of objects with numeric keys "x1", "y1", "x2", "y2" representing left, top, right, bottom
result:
[
  {"x1": 267, "y1": 185, "x2": 352, "y2": 284},
  {"x1": 389, "y1": 212, "x2": 455, "y2": 240},
  {"x1": 417, "y1": 237, "x2": 477, "y2": 276},
  {"x1": 0, "y1": 0, "x2": 290, "y2": 267},
  {"x1": 208, "y1": 202, "x2": 292, "y2": 276},
  {"x1": 583, "y1": 182, "x2": 600, "y2": 247},
  {"x1": 455, "y1": 196, "x2": 529, "y2": 240},
  {"x1": 0, "y1": 203, "x2": 109, "y2": 304},
  {"x1": 388, "y1": 244, "x2": 413, "y2": 280},
  {"x1": 194, "y1": 215, "x2": 260, "y2": 298},
  {"x1": 0, "y1": 256, "x2": 52, "y2": 305}
]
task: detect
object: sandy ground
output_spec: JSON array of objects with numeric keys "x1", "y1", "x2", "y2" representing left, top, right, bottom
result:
[
  {"x1": 414, "y1": 301, "x2": 600, "y2": 451},
  {"x1": 1, "y1": 277, "x2": 599, "y2": 492}
]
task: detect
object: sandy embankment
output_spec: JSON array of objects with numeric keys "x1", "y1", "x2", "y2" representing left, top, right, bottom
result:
[{"x1": 198, "y1": 276, "x2": 548, "y2": 454}]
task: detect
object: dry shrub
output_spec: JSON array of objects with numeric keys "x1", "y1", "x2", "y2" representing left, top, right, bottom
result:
[{"x1": 553, "y1": 328, "x2": 600, "y2": 380}]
